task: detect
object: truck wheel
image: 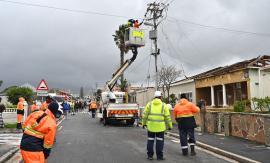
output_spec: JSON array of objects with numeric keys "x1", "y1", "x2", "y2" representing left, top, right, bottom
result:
[{"x1": 126, "y1": 119, "x2": 135, "y2": 126}]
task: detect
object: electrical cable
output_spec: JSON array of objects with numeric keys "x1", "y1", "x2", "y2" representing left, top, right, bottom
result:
[
  {"x1": 167, "y1": 17, "x2": 270, "y2": 38},
  {"x1": 159, "y1": 54, "x2": 165, "y2": 67},
  {"x1": 0, "y1": 0, "x2": 143, "y2": 19}
]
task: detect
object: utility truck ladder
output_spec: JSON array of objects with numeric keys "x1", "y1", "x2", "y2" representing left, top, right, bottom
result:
[{"x1": 107, "y1": 47, "x2": 138, "y2": 91}]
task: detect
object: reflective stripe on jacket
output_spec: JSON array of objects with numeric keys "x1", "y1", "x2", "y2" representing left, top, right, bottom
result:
[
  {"x1": 173, "y1": 99, "x2": 200, "y2": 129},
  {"x1": 21, "y1": 110, "x2": 56, "y2": 151},
  {"x1": 142, "y1": 98, "x2": 172, "y2": 132}
]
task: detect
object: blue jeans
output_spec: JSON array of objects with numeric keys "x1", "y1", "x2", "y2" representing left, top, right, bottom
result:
[{"x1": 147, "y1": 131, "x2": 164, "y2": 159}]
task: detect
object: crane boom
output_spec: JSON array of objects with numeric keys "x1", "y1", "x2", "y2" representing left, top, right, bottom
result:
[{"x1": 107, "y1": 47, "x2": 138, "y2": 91}]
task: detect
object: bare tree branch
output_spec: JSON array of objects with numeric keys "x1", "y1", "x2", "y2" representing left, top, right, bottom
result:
[{"x1": 157, "y1": 65, "x2": 182, "y2": 101}]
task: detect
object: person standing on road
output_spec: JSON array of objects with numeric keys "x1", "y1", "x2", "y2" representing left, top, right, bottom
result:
[
  {"x1": 16, "y1": 97, "x2": 25, "y2": 129},
  {"x1": 62, "y1": 100, "x2": 71, "y2": 119},
  {"x1": 20, "y1": 102, "x2": 62, "y2": 163},
  {"x1": 89, "y1": 100, "x2": 97, "y2": 118},
  {"x1": 142, "y1": 91, "x2": 173, "y2": 160},
  {"x1": 40, "y1": 95, "x2": 53, "y2": 111},
  {"x1": 31, "y1": 101, "x2": 39, "y2": 113},
  {"x1": 173, "y1": 94, "x2": 200, "y2": 156}
]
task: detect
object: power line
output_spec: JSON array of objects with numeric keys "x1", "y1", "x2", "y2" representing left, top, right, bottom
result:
[
  {"x1": 167, "y1": 17, "x2": 270, "y2": 38},
  {"x1": 0, "y1": 0, "x2": 141, "y2": 19}
]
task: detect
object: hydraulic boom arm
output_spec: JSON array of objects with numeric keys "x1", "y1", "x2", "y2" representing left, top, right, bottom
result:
[{"x1": 107, "y1": 47, "x2": 138, "y2": 91}]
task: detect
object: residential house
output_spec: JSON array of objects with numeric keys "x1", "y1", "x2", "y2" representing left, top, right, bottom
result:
[{"x1": 194, "y1": 55, "x2": 270, "y2": 108}]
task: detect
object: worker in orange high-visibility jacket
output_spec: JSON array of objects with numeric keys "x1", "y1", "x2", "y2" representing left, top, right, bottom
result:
[
  {"x1": 173, "y1": 94, "x2": 200, "y2": 156},
  {"x1": 20, "y1": 102, "x2": 62, "y2": 163},
  {"x1": 17, "y1": 97, "x2": 25, "y2": 129},
  {"x1": 40, "y1": 95, "x2": 53, "y2": 111},
  {"x1": 89, "y1": 101, "x2": 97, "y2": 118},
  {"x1": 134, "y1": 19, "x2": 143, "y2": 28},
  {"x1": 31, "y1": 101, "x2": 39, "y2": 113}
]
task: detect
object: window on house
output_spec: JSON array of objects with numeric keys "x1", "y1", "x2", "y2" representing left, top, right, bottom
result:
[{"x1": 178, "y1": 92, "x2": 193, "y2": 102}]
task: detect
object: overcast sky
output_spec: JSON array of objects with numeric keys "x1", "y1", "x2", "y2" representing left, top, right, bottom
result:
[{"x1": 1, "y1": 0, "x2": 270, "y2": 94}]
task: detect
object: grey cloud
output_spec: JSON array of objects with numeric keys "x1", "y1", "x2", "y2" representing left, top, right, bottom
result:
[{"x1": 1, "y1": 0, "x2": 270, "y2": 93}]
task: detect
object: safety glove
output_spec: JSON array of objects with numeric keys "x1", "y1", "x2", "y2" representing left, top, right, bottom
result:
[{"x1": 43, "y1": 148, "x2": 51, "y2": 159}]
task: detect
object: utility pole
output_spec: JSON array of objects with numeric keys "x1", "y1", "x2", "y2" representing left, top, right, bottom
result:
[{"x1": 144, "y1": 2, "x2": 168, "y2": 90}]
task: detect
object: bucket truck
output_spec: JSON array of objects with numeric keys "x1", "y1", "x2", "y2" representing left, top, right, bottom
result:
[{"x1": 100, "y1": 27, "x2": 145, "y2": 126}]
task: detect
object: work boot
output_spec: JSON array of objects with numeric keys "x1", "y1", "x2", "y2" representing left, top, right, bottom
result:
[
  {"x1": 147, "y1": 156, "x2": 153, "y2": 160},
  {"x1": 190, "y1": 145, "x2": 196, "y2": 156},
  {"x1": 182, "y1": 149, "x2": 188, "y2": 156},
  {"x1": 157, "y1": 157, "x2": 165, "y2": 161}
]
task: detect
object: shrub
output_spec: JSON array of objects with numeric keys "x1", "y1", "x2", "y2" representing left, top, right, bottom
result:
[
  {"x1": 252, "y1": 97, "x2": 269, "y2": 112},
  {"x1": 265, "y1": 97, "x2": 270, "y2": 112},
  {"x1": 4, "y1": 123, "x2": 17, "y2": 128},
  {"x1": 6, "y1": 87, "x2": 34, "y2": 104},
  {"x1": 233, "y1": 101, "x2": 245, "y2": 112}
]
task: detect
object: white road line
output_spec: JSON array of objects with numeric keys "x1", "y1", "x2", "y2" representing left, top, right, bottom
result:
[
  {"x1": 57, "y1": 126, "x2": 63, "y2": 131},
  {"x1": 166, "y1": 132, "x2": 261, "y2": 163},
  {"x1": 57, "y1": 117, "x2": 65, "y2": 127},
  {"x1": 164, "y1": 135, "x2": 239, "y2": 163}
]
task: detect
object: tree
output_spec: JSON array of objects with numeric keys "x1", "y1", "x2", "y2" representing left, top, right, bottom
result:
[
  {"x1": 1, "y1": 85, "x2": 17, "y2": 94},
  {"x1": 80, "y1": 87, "x2": 84, "y2": 99},
  {"x1": 6, "y1": 87, "x2": 34, "y2": 104},
  {"x1": 113, "y1": 24, "x2": 130, "y2": 89},
  {"x1": 95, "y1": 89, "x2": 102, "y2": 102},
  {"x1": 0, "y1": 80, "x2": 3, "y2": 87},
  {"x1": 157, "y1": 65, "x2": 182, "y2": 99},
  {"x1": 119, "y1": 79, "x2": 128, "y2": 92}
]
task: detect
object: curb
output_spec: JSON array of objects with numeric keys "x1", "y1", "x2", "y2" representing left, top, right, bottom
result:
[
  {"x1": 0, "y1": 129, "x2": 22, "y2": 134},
  {"x1": 0, "y1": 147, "x2": 19, "y2": 163},
  {"x1": 166, "y1": 132, "x2": 261, "y2": 163}
]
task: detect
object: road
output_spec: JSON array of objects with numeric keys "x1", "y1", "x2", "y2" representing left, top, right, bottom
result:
[{"x1": 48, "y1": 111, "x2": 234, "y2": 163}]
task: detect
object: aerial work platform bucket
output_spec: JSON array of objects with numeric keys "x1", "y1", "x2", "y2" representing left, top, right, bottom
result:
[{"x1": 124, "y1": 27, "x2": 145, "y2": 47}]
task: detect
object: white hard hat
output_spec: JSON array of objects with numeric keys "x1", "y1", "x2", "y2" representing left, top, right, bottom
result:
[{"x1": 154, "y1": 91, "x2": 162, "y2": 97}]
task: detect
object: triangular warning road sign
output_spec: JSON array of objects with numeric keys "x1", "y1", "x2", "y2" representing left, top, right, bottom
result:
[{"x1": 36, "y1": 79, "x2": 49, "y2": 91}]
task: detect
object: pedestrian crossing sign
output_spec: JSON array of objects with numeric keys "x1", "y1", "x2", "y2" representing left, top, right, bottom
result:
[{"x1": 36, "y1": 79, "x2": 49, "y2": 91}]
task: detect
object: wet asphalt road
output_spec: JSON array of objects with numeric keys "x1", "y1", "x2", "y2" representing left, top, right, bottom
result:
[{"x1": 48, "y1": 112, "x2": 231, "y2": 163}]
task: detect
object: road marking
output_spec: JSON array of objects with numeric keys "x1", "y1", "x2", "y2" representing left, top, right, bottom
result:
[
  {"x1": 164, "y1": 135, "x2": 239, "y2": 163},
  {"x1": 57, "y1": 126, "x2": 63, "y2": 131},
  {"x1": 166, "y1": 132, "x2": 261, "y2": 163},
  {"x1": 0, "y1": 134, "x2": 22, "y2": 146},
  {"x1": 57, "y1": 117, "x2": 65, "y2": 127}
]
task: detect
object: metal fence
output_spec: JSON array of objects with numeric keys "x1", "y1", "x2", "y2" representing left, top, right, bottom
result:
[{"x1": 3, "y1": 108, "x2": 17, "y2": 113}]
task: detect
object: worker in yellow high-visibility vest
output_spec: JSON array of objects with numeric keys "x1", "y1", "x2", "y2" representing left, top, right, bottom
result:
[{"x1": 142, "y1": 91, "x2": 172, "y2": 160}]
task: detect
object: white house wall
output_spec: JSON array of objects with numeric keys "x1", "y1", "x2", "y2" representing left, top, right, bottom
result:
[
  {"x1": 249, "y1": 68, "x2": 260, "y2": 98},
  {"x1": 170, "y1": 81, "x2": 196, "y2": 104},
  {"x1": 136, "y1": 88, "x2": 155, "y2": 107},
  {"x1": 261, "y1": 70, "x2": 270, "y2": 98}
]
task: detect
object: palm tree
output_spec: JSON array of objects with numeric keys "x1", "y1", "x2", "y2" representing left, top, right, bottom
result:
[{"x1": 113, "y1": 24, "x2": 130, "y2": 91}]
